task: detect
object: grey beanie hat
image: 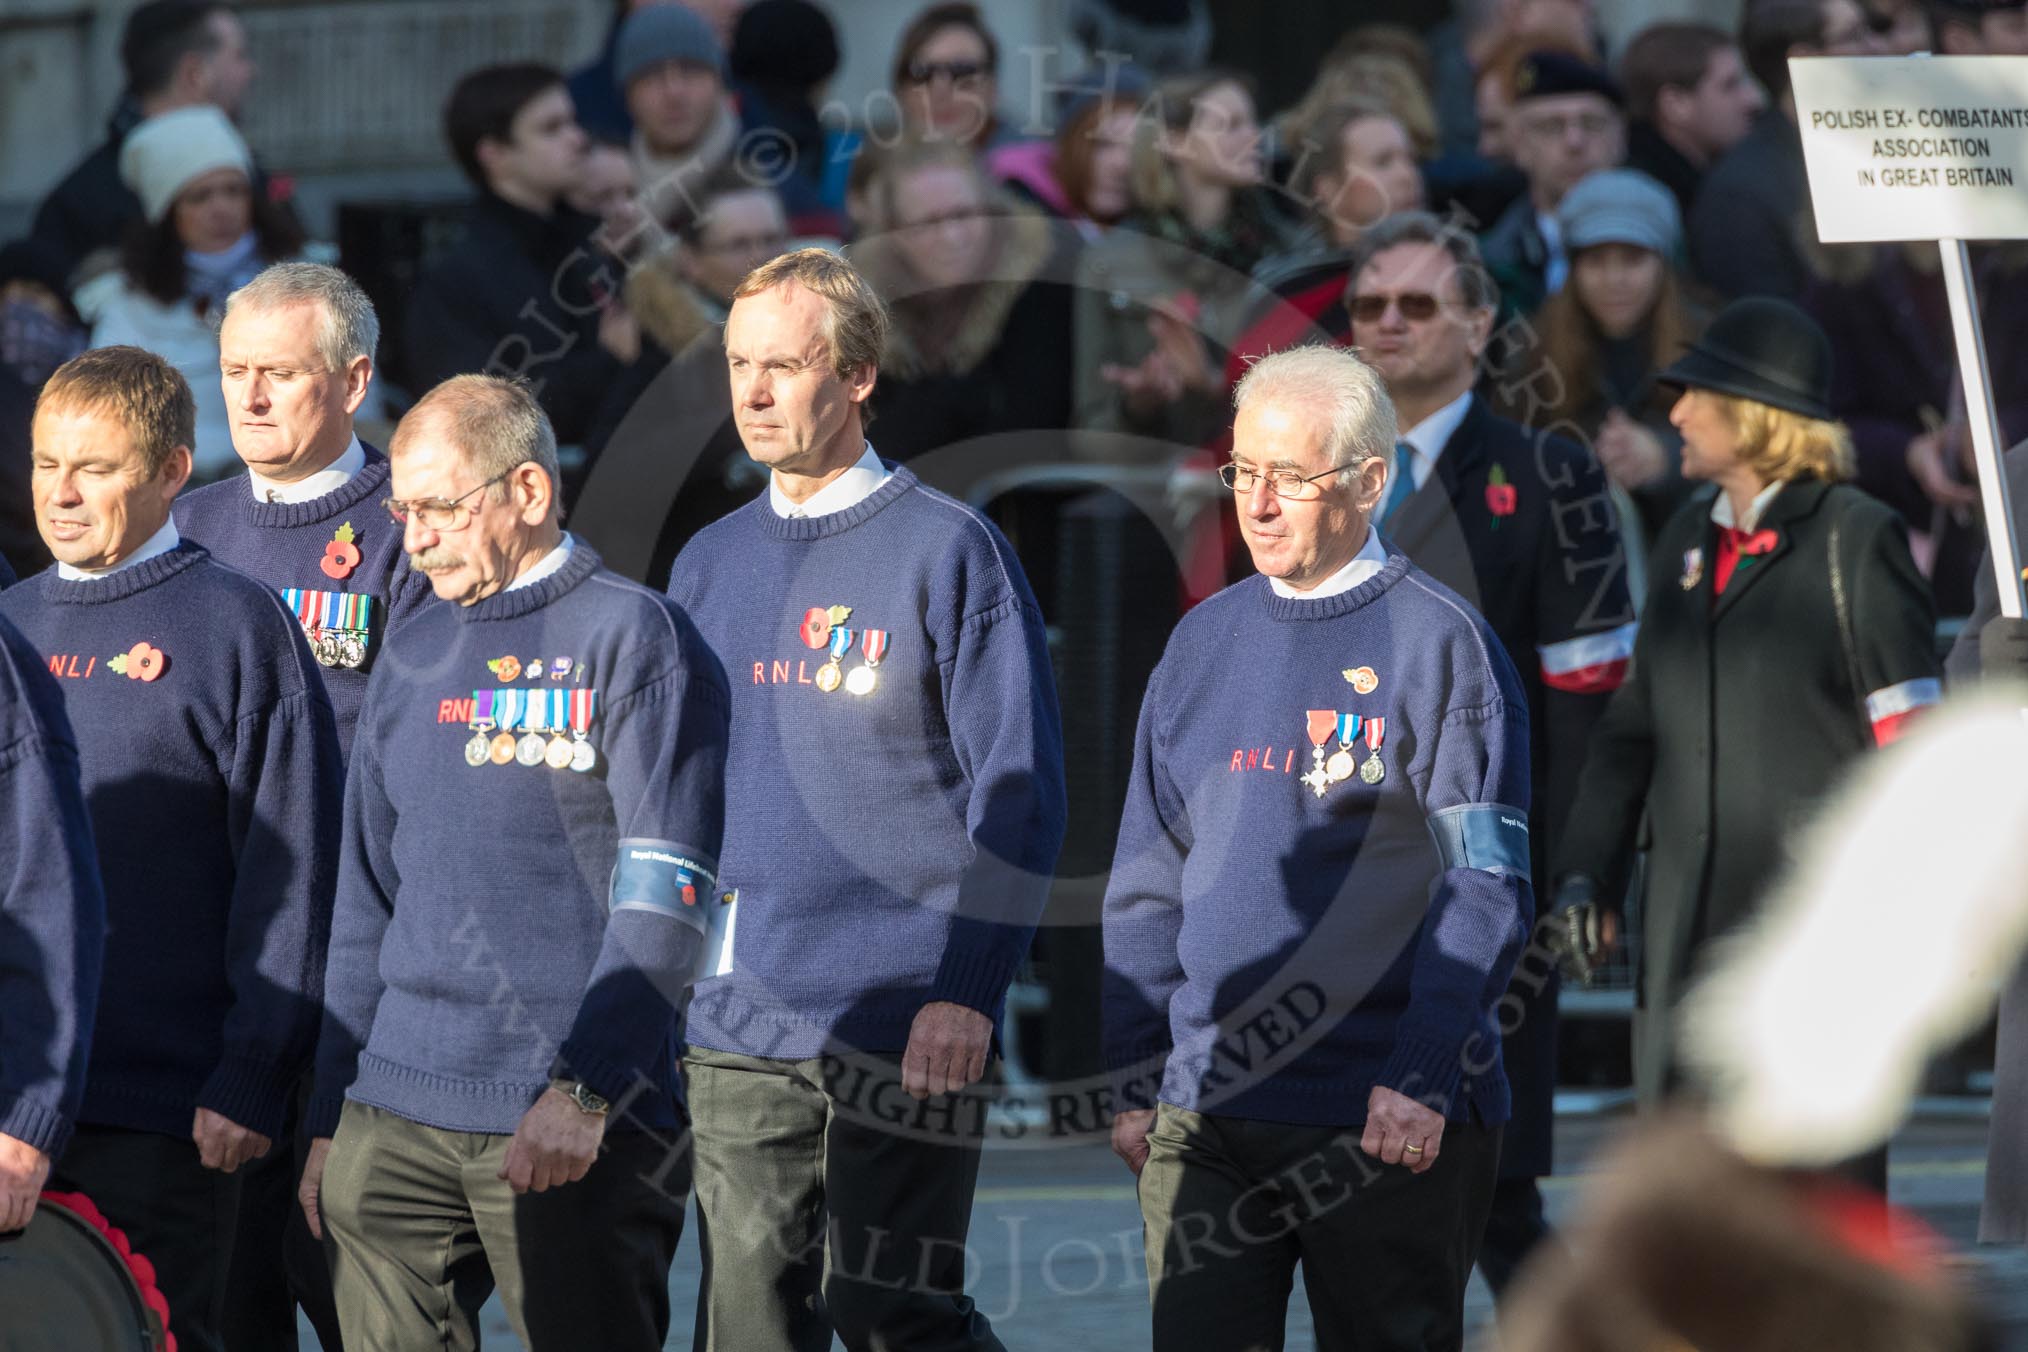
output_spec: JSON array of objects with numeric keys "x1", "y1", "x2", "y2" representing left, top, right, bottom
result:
[
  {"x1": 1557, "y1": 168, "x2": 1681, "y2": 257},
  {"x1": 615, "y1": 4, "x2": 725, "y2": 92}
]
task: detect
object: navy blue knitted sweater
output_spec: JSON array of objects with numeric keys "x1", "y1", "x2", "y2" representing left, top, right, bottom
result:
[
  {"x1": 1102, "y1": 550, "x2": 1534, "y2": 1128},
  {"x1": 0, "y1": 544, "x2": 343, "y2": 1142},
  {"x1": 313, "y1": 542, "x2": 729, "y2": 1137},
  {"x1": 668, "y1": 466, "x2": 1067, "y2": 1060},
  {"x1": 176, "y1": 447, "x2": 435, "y2": 758},
  {"x1": 0, "y1": 612, "x2": 106, "y2": 1157}
]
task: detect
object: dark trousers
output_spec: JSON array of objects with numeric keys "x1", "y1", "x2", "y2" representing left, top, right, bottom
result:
[
  {"x1": 50, "y1": 1124, "x2": 244, "y2": 1352},
  {"x1": 1138, "y1": 1103, "x2": 1500, "y2": 1352},
  {"x1": 687, "y1": 1046, "x2": 1003, "y2": 1352},
  {"x1": 320, "y1": 1102, "x2": 687, "y2": 1352},
  {"x1": 220, "y1": 1080, "x2": 343, "y2": 1351},
  {"x1": 1475, "y1": 1176, "x2": 1558, "y2": 1297}
]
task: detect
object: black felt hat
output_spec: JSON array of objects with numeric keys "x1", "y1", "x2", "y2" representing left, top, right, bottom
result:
[
  {"x1": 1656, "y1": 297, "x2": 1835, "y2": 421},
  {"x1": 1512, "y1": 50, "x2": 1623, "y2": 106}
]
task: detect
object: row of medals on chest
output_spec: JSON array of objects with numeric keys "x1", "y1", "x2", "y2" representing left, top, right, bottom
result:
[
  {"x1": 1303, "y1": 712, "x2": 1386, "y2": 798},
  {"x1": 464, "y1": 690, "x2": 598, "y2": 773}
]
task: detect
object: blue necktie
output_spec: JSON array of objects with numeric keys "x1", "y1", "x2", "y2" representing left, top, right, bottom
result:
[{"x1": 1378, "y1": 441, "x2": 1416, "y2": 527}]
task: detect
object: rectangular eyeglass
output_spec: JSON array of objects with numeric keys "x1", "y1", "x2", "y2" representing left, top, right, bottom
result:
[
  {"x1": 1219, "y1": 463, "x2": 1340, "y2": 499},
  {"x1": 383, "y1": 469, "x2": 512, "y2": 531}
]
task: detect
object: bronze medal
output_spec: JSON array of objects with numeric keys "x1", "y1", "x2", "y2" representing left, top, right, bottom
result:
[{"x1": 489, "y1": 732, "x2": 517, "y2": 765}]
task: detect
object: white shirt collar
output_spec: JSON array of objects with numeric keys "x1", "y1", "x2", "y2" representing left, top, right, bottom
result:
[
  {"x1": 57, "y1": 516, "x2": 181, "y2": 581},
  {"x1": 503, "y1": 532, "x2": 574, "y2": 592},
  {"x1": 1397, "y1": 389, "x2": 1475, "y2": 491},
  {"x1": 247, "y1": 435, "x2": 366, "y2": 505},
  {"x1": 1268, "y1": 522, "x2": 1389, "y2": 599},
  {"x1": 770, "y1": 442, "x2": 890, "y2": 519},
  {"x1": 1537, "y1": 210, "x2": 1563, "y2": 255},
  {"x1": 1710, "y1": 481, "x2": 1784, "y2": 533}
]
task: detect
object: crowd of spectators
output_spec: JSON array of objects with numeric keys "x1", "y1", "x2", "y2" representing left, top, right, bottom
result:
[{"x1": 10, "y1": 0, "x2": 2008, "y2": 626}]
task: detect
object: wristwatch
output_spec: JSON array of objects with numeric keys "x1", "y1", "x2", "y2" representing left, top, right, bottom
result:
[{"x1": 552, "y1": 1079, "x2": 610, "y2": 1116}]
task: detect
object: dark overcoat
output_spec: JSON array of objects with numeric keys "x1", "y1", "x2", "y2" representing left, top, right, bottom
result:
[
  {"x1": 1385, "y1": 395, "x2": 1634, "y2": 1177},
  {"x1": 1557, "y1": 480, "x2": 1939, "y2": 1103}
]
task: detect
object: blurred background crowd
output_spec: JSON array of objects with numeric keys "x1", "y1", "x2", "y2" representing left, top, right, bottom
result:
[{"x1": 0, "y1": 0, "x2": 2015, "y2": 1097}]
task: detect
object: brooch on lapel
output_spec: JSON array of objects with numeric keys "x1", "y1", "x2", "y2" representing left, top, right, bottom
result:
[
  {"x1": 1485, "y1": 464, "x2": 1517, "y2": 524},
  {"x1": 1680, "y1": 547, "x2": 1705, "y2": 590}
]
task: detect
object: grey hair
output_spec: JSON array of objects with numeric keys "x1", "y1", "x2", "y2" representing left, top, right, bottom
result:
[
  {"x1": 1231, "y1": 345, "x2": 1398, "y2": 479},
  {"x1": 391, "y1": 374, "x2": 562, "y2": 522},
  {"x1": 1348, "y1": 210, "x2": 1499, "y2": 312},
  {"x1": 224, "y1": 261, "x2": 381, "y2": 370}
]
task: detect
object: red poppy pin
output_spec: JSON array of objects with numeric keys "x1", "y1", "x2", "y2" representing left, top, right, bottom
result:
[
  {"x1": 800, "y1": 604, "x2": 851, "y2": 649},
  {"x1": 1485, "y1": 464, "x2": 1517, "y2": 522},
  {"x1": 1736, "y1": 528, "x2": 1780, "y2": 556},
  {"x1": 321, "y1": 522, "x2": 362, "y2": 580},
  {"x1": 107, "y1": 641, "x2": 167, "y2": 682}
]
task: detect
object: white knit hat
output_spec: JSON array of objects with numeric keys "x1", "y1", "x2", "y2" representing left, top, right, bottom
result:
[{"x1": 119, "y1": 106, "x2": 255, "y2": 224}]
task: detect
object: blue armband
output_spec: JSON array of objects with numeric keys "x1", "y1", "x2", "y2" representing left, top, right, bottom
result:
[
  {"x1": 1425, "y1": 804, "x2": 1530, "y2": 877},
  {"x1": 610, "y1": 839, "x2": 721, "y2": 936}
]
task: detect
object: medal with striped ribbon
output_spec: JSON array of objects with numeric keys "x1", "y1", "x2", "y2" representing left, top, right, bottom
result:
[{"x1": 569, "y1": 688, "x2": 599, "y2": 772}]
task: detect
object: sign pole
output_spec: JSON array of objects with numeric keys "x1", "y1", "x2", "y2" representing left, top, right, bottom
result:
[{"x1": 1937, "y1": 239, "x2": 2027, "y2": 619}]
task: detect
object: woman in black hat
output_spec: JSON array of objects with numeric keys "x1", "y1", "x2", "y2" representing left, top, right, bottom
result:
[{"x1": 1551, "y1": 298, "x2": 1941, "y2": 1159}]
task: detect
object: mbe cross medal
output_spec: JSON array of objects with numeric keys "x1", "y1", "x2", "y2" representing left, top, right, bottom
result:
[{"x1": 1302, "y1": 709, "x2": 1337, "y2": 798}]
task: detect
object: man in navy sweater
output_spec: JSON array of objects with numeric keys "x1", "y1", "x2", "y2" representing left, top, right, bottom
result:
[
  {"x1": 303, "y1": 374, "x2": 729, "y2": 1351},
  {"x1": 180, "y1": 261, "x2": 435, "y2": 757},
  {"x1": 178, "y1": 260, "x2": 429, "y2": 1351},
  {"x1": 0, "y1": 610, "x2": 107, "y2": 1235},
  {"x1": 1104, "y1": 345, "x2": 1532, "y2": 1351},
  {"x1": 1, "y1": 346, "x2": 344, "y2": 1352},
  {"x1": 668, "y1": 249, "x2": 1066, "y2": 1352}
]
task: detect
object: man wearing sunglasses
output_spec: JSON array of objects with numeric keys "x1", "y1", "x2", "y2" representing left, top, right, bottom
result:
[
  {"x1": 1347, "y1": 209, "x2": 1633, "y2": 1300},
  {"x1": 1104, "y1": 343, "x2": 1530, "y2": 1351},
  {"x1": 302, "y1": 374, "x2": 730, "y2": 1351}
]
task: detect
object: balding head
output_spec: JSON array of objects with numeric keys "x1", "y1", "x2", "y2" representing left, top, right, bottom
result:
[{"x1": 388, "y1": 375, "x2": 564, "y2": 605}]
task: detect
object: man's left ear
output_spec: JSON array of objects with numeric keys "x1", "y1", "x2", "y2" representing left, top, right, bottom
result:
[
  {"x1": 847, "y1": 362, "x2": 878, "y2": 405},
  {"x1": 515, "y1": 461, "x2": 555, "y2": 523},
  {"x1": 1466, "y1": 304, "x2": 1496, "y2": 361},
  {"x1": 343, "y1": 356, "x2": 374, "y2": 416},
  {"x1": 1356, "y1": 454, "x2": 1389, "y2": 514},
  {"x1": 159, "y1": 444, "x2": 194, "y2": 499}
]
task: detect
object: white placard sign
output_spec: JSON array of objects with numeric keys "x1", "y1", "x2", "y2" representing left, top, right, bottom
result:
[{"x1": 1790, "y1": 55, "x2": 2028, "y2": 242}]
